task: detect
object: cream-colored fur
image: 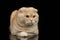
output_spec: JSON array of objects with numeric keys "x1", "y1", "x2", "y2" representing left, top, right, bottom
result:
[{"x1": 9, "y1": 7, "x2": 39, "y2": 40}]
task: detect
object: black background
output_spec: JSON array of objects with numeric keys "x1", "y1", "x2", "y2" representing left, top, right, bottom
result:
[{"x1": 0, "y1": 0, "x2": 48, "y2": 40}]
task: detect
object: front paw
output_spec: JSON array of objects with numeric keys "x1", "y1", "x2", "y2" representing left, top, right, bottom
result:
[{"x1": 17, "y1": 32, "x2": 28, "y2": 38}]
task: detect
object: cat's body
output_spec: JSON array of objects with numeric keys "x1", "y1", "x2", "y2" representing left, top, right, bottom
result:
[{"x1": 9, "y1": 7, "x2": 39, "y2": 40}]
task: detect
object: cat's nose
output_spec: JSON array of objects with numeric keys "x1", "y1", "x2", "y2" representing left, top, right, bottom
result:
[{"x1": 31, "y1": 20, "x2": 32, "y2": 22}]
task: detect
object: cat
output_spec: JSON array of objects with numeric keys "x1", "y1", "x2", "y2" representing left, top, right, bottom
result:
[{"x1": 9, "y1": 7, "x2": 39, "y2": 40}]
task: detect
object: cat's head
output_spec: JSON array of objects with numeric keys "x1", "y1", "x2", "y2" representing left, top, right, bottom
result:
[{"x1": 17, "y1": 7, "x2": 39, "y2": 26}]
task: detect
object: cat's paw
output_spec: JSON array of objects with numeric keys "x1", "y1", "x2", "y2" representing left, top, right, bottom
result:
[{"x1": 17, "y1": 32, "x2": 28, "y2": 38}]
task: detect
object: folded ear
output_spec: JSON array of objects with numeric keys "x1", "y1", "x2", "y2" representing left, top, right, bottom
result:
[
  {"x1": 30, "y1": 7, "x2": 38, "y2": 12},
  {"x1": 18, "y1": 7, "x2": 27, "y2": 13},
  {"x1": 10, "y1": 10, "x2": 18, "y2": 24},
  {"x1": 34, "y1": 8, "x2": 38, "y2": 12}
]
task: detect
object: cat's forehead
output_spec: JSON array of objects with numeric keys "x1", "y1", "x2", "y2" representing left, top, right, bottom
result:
[
  {"x1": 18, "y1": 7, "x2": 38, "y2": 16},
  {"x1": 18, "y1": 7, "x2": 38, "y2": 12},
  {"x1": 23, "y1": 11, "x2": 38, "y2": 16},
  {"x1": 24, "y1": 13, "x2": 35, "y2": 15}
]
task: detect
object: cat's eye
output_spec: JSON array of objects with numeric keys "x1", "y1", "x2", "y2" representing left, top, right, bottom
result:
[
  {"x1": 26, "y1": 15, "x2": 29, "y2": 18},
  {"x1": 33, "y1": 15, "x2": 36, "y2": 18}
]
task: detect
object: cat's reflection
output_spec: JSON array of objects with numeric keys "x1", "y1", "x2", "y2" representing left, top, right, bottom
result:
[{"x1": 10, "y1": 34, "x2": 38, "y2": 40}]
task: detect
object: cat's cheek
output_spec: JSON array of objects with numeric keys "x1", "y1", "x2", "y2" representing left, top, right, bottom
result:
[
  {"x1": 32, "y1": 21, "x2": 35, "y2": 23},
  {"x1": 25, "y1": 21, "x2": 29, "y2": 24},
  {"x1": 18, "y1": 13, "x2": 24, "y2": 17}
]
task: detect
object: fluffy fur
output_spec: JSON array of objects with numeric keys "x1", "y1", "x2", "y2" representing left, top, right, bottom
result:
[{"x1": 9, "y1": 7, "x2": 39, "y2": 40}]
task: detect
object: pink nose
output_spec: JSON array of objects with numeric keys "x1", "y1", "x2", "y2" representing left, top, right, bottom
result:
[{"x1": 31, "y1": 20, "x2": 32, "y2": 21}]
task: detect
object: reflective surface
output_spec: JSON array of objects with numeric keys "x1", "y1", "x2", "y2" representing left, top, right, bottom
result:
[{"x1": 10, "y1": 34, "x2": 38, "y2": 40}]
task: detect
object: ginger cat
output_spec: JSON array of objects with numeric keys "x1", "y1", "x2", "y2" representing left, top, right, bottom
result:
[{"x1": 9, "y1": 7, "x2": 39, "y2": 40}]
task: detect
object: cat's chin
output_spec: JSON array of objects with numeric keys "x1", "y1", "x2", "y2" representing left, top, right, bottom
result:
[
  {"x1": 25, "y1": 23, "x2": 36, "y2": 26},
  {"x1": 26, "y1": 24, "x2": 33, "y2": 26}
]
